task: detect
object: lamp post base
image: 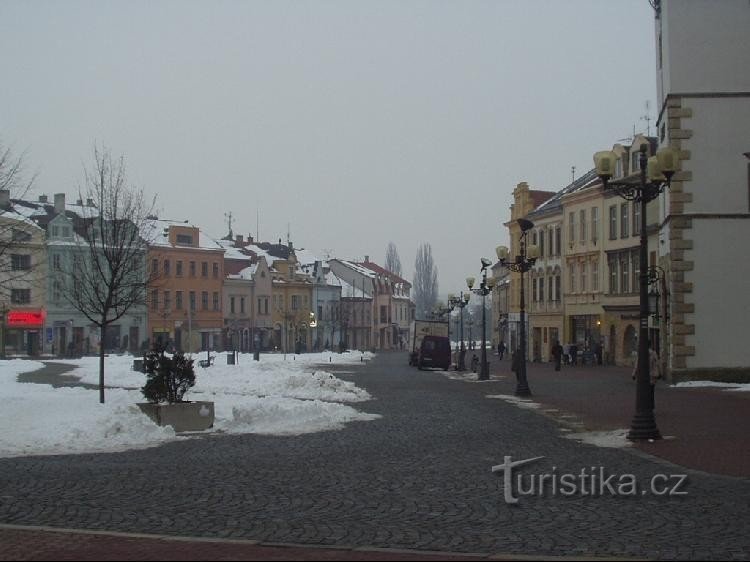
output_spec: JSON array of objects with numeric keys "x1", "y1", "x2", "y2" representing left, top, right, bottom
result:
[
  {"x1": 515, "y1": 380, "x2": 532, "y2": 397},
  {"x1": 457, "y1": 349, "x2": 466, "y2": 371},
  {"x1": 627, "y1": 412, "x2": 661, "y2": 441}
]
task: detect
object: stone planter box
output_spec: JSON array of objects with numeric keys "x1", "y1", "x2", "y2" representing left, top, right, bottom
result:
[{"x1": 137, "y1": 401, "x2": 215, "y2": 432}]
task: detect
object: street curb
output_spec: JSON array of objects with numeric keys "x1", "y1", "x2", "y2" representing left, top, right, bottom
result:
[{"x1": 0, "y1": 523, "x2": 644, "y2": 561}]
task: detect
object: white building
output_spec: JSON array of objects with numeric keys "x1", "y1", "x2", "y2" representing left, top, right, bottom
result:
[{"x1": 655, "y1": 0, "x2": 750, "y2": 380}]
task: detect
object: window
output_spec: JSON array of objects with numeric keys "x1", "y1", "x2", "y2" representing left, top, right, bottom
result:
[
  {"x1": 151, "y1": 289, "x2": 159, "y2": 311},
  {"x1": 621, "y1": 203, "x2": 629, "y2": 238},
  {"x1": 152, "y1": 258, "x2": 159, "y2": 275},
  {"x1": 555, "y1": 275, "x2": 561, "y2": 302},
  {"x1": 201, "y1": 291, "x2": 208, "y2": 310},
  {"x1": 609, "y1": 257, "x2": 618, "y2": 294},
  {"x1": 548, "y1": 277, "x2": 554, "y2": 304},
  {"x1": 53, "y1": 279, "x2": 63, "y2": 303},
  {"x1": 579, "y1": 210, "x2": 586, "y2": 243},
  {"x1": 533, "y1": 278, "x2": 538, "y2": 302},
  {"x1": 176, "y1": 291, "x2": 183, "y2": 310},
  {"x1": 257, "y1": 298, "x2": 262, "y2": 316},
  {"x1": 539, "y1": 229, "x2": 545, "y2": 257},
  {"x1": 580, "y1": 261, "x2": 587, "y2": 292},
  {"x1": 620, "y1": 254, "x2": 630, "y2": 294},
  {"x1": 240, "y1": 297, "x2": 245, "y2": 314},
  {"x1": 11, "y1": 289, "x2": 31, "y2": 304},
  {"x1": 176, "y1": 234, "x2": 193, "y2": 245},
  {"x1": 609, "y1": 206, "x2": 617, "y2": 240},
  {"x1": 11, "y1": 254, "x2": 31, "y2": 270},
  {"x1": 164, "y1": 291, "x2": 171, "y2": 311},
  {"x1": 592, "y1": 260, "x2": 599, "y2": 292},
  {"x1": 569, "y1": 263, "x2": 576, "y2": 293},
  {"x1": 12, "y1": 229, "x2": 32, "y2": 242},
  {"x1": 163, "y1": 260, "x2": 170, "y2": 276},
  {"x1": 633, "y1": 203, "x2": 641, "y2": 236},
  {"x1": 230, "y1": 296, "x2": 235, "y2": 314},
  {"x1": 292, "y1": 295, "x2": 300, "y2": 310},
  {"x1": 50, "y1": 225, "x2": 59, "y2": 237},
  {"x1": 201, "y1": 262, "x2": 208, "y2": 277},
  {"x1": 548, "y1": 228, "x2": 554, "y2": 257},
  {"x1": 591, "y1": 207, "x2": 599, "y2": 243},
  {"x1": 213, "y1": 263, "x2": 219, "y2": 278},
  {"x1": 569, "y1": 212, "x2": 576, "y2": 244},
  {"x1": 539, "y1": 276, "x2": 545, "y2": 302},
  {"x1": 632, "y1": 249, "x2": 640, "y2": 294},
  {"x1": 555, "y1": 226, "x2": 561, "y2": 256},
  {"x1": 264, "y1": 298, "x2": 269, "y2": 315},
  {"x1": 189, "y1": 261, "x2": 196, "y2": 277},
  {"x1": 189, "y1": 291, "x2": 196, "y2": 311},
  {"x1": 380, "y1": 305, "x2": 387, "y2": 324},
  {"x1": 213, "y1": 292, "x2": 220, "y2": 311},
  {"x1": 176, "y1": 261, "x2": 183, "y2": 276}
]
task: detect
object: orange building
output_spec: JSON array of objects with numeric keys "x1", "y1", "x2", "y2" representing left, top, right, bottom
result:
[{"x1": 146, "y1": 220, "x2": 225, "y2": 353}]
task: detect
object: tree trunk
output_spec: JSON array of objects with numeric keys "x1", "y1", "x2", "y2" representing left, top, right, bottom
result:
[{"x1": 99, "y1": 323, "x2": 106, "y2": 404}]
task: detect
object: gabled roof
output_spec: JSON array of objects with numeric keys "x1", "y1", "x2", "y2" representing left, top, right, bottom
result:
[
  {"x1": 357, "y1": 260, "x2": 411, "y2": 286},
  {"x1": 529, "y1": 169, "x2": 600, "y2": 217}
]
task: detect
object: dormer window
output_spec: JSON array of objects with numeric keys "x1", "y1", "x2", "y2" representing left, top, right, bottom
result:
[{"x1": 176, "y1": 234, "x2": 193, "y2": 245}]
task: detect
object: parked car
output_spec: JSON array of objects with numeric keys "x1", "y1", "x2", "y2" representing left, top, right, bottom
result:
[{"x1": 417, "y1": 335, "x2": 451, "y2": 371}]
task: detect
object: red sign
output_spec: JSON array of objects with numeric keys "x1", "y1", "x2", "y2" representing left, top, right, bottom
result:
[{"x1": 6, "y1": 310, "x2": 45, "y2": 327}]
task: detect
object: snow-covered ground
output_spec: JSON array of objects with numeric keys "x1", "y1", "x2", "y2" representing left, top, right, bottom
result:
[
  {"x1": 673, "y1": 380, "x2": 750, "y2": 392},
  {"x1": 0, "y1": 351, "x2": 379, "y2": 458}
]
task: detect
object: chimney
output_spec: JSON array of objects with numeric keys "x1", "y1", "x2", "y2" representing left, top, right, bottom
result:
[
  {"x1": 38, "y1": 194, "x2": 48, "y2": 203},
  {"x1": 364, "y1": 255, "x2": 369, "y2": 263},
  {"x1": 87, "y1": 198, "x2": 95, "y2": 207},
  {"x1": 248, "y1": 235, "x2": 254, "y2": 244},
  {"x1": 54, "y1": 193, "x2": 66, "y2": 215},
  {"x1": 235, "y1": 234, "x2": 244, "y2": 247},
  {"x1": 0, "y1": 189, "x2": 9, "y2": 208}
]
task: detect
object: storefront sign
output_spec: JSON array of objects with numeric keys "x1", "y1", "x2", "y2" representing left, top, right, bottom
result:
[{"x1": 6, "y1": 310, "x2": 45, "y2": 327}]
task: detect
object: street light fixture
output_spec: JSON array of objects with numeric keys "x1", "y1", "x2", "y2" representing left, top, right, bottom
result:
[
  {"x1": 495, "y1": 219, "x2": 539, "y2": 397},
  {"x1": 593, "y1": 143, "x2": 678, "y2": 441},
  {"x1": 448, "y1": 291, "x2": 471, "y2": 370},
  {"x1": 467, "y1": 262, "x2": 497, "y2": 381}
]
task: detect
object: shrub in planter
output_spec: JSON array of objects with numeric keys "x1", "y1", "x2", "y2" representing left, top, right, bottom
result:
[
  {"x1": 141, "y1": 349, "x2": 195, "y2": 404},
  {"x1": 138, "y1": 349, "x2": 214, "y2": 432}
]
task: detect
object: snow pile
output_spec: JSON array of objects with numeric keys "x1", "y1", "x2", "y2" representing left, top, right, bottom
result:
[
  {"x1": 486, "y1": 394, "x2": 542, "y2": 410},
  {"x1": 564, "y1": 429, "x2": 632, "y2": 449},
  {"x1": 673, "y1": 380, "x2": 750, "y2": 392},
  {"x1": 0, "y1": 351, "x2": 378, "y2": 458},
  {"x1": 0, "y1": 361, "x2": 176, "y2": 457}
]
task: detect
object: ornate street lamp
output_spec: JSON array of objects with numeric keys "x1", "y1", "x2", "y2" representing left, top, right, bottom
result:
[
  {"x1": 467, "y1": 259, "x2": 497, "y2": 381},
  {"x1": 495, "y1": 219, "x2": 539, "y2": 397},
  {"x1": 448, "y1": 291, "x2": 471, "y2": 370},
  {"x1": 593, "y1": 143, "x2": 678, "y2": 441}
]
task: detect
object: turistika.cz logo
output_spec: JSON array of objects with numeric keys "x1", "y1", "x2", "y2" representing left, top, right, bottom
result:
[{"x1": 491, "y1": 456, "x2": 688, "y2": 505}]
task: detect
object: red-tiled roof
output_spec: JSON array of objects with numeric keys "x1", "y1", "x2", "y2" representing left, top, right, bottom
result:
[
  {"x1": 529, "y1": 190, "x2": 557, "y2": 209},
  {"x1": 357, "y1": 261, "x2": 411, "y2": 287}
]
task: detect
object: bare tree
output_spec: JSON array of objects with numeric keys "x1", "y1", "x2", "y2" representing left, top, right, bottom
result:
[
  {"x1": 413, "y1": 242, "x2": 439, "y2": 320},
  {"x1": 66, "y1": 146, "x2": 156, "y2": 403},
  {"x1": 0, "y1": 141, "x2": 39, "y2": 302},
  {"x1": 384, "y1": 242, "x2": 402, "y2": 277}
]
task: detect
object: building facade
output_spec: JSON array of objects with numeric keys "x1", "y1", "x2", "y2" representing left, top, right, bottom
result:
[{"x1": 655, "y1": 0, "x2": 750, "y2": 380}]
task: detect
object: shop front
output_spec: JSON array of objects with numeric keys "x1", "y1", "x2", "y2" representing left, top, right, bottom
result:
[{"x1": 3, "y1": 309, "x2": 45, "y2": 357}]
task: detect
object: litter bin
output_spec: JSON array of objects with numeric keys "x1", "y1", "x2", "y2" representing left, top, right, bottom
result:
[{"x1": 227, "y1": 352, "x2": 235, "y2": 365}]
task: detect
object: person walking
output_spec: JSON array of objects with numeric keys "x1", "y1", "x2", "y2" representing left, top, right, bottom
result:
[
  {"x1": 498, "y1": 341, "x2": 506, "y2": 360},
  {"x1": 551, "y1": 340, "x2": 563, "y2": 372},
  {"x1": 570, "y1": 343, "x2": 578, "y2": 366}
]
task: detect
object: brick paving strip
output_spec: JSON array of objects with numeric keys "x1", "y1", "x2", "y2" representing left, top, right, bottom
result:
[{"x1": 487, "y1": 357, "x2": 750, "y2": 478}]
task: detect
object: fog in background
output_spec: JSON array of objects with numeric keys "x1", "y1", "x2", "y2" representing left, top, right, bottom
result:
[{"x1": 0, "y1": 0, "x2": 657, "y2": 295}]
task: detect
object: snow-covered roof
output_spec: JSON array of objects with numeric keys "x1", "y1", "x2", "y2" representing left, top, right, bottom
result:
[
  {"x1": 338, "y1": 260, "x2": 376, "y2": 279},
  {"x1": 294, "y1": 248, "x2": 320, "y2": 267},
  {"x1": 227, "y1": 263, "x2": 258, "y2": 281},
  {"x1": 142, "y1": 219, "x2": 224, "y2": 251}
]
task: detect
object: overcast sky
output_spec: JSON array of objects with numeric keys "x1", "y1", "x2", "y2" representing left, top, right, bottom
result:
[{"x1": 1, "y1": 0, "x2": 657, "y2": 296}]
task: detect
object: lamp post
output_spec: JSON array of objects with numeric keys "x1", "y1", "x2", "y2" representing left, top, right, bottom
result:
[
  {"x1": 467, "y1": 258, "x2": 496, "y2": 381},
  {"x1": 594, "y1": 143, "x2": 678, "y2": 441},
  {"x1": 448, "y1": 291, "x2": 471, "y2": 370},
  {"x1": 495, "y1": 220, "x2": 539, "y2": 397}
]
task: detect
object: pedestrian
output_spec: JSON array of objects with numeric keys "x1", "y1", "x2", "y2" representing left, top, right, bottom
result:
[
  {"x1": 632, "y1": 346, "x2": 662, "y2": 409},
  {"x1": 595, "y1": 338, "x2": 603, "y2": 365},
  {"x1": 471, "y1": 353, "x2": 479, "y2": 373},
  {"x1": 498, "y1": 341, "x2": 506, "y2": 360},
  {"x1": 551, "y1": 340, "x2": 563, "y2": 372},
  {"x1": 570, "y1": 343, "x2": 578, "y2": 366}
]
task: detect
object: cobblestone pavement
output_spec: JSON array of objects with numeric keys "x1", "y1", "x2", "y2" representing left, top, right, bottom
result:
[{"x1": 1, "y1": 353, "x2": 749, "y2": 560}]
